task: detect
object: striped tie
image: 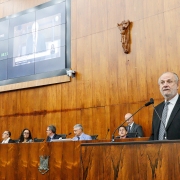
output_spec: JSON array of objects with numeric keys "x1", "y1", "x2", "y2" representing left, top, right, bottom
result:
[{"x1": 158, "y1": 102, "x2": 170, "y2": 140}]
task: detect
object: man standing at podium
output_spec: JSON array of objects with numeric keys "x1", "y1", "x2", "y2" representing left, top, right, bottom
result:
[{"x1": 150, "y1": 72, "x2": 180, "y2": 140}]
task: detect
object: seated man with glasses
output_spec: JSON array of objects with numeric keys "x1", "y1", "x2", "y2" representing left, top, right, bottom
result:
[
  {"x1": 72, "y1": 124, "x2": 92, "y2": 141},
  {"x1": 46, "y1": 125, "x2": 61, "y2": 142},
  {"x1": 2, "y1": 131, "x2": 15, "y2": 143}
]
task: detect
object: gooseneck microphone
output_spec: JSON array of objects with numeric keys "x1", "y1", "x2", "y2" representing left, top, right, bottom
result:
[
  {"x1": 67, "y1": 132, "x2": 72, "y2": 137},
  {"x1": 145, "y1": 98, "x2": 154, "y2": 106},
  {"x1": 111, "y1": 98, "x2": 154, "y2": 142},
  {"x1": 152, "y1": 102, "x2": 167, "y2": 140}
]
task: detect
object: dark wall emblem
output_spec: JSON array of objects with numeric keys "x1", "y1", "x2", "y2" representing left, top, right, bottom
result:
[{"x1": 38, "y1": 156, "x2": 50, "y2": 174}]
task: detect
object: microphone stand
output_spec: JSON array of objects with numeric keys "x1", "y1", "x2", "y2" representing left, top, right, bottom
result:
[
  {"x1": 152, "y1": 104, "x2": 167, "y2": 140},
  {"x1": 105, "y1": 129, "x2": 110, "y2": 139},
  {"x1": 66, "y1": 133, "x2": 72, "y2": 138},
  {"x1": 111, "y1": 105, "x2": 145, "y2": 142}
]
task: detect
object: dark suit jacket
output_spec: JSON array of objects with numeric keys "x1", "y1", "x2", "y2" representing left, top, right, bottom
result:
[
  {"x1": 128, "y1": 123, "x2": 144, "y2": 137},
  {"x1": 46, "y1": 134, "x2": 61, "y2": 142},
  {"x1": 8, "y1": 139, "x2": 15, "y2": 143},
  {"x1": 150, "y1": 95, "x2": 180, "y2": 140}
]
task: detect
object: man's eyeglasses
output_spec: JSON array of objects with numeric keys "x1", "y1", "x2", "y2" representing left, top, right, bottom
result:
[{"x1": 2, "y1": 132, "x2": 8, "y2": 135}]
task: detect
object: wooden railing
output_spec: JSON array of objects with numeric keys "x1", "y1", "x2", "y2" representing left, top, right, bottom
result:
[{"x1": 0, "y1": 138, "x2": 179, "y2": 180}]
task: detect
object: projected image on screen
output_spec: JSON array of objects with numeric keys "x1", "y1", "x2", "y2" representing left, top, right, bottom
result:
[
  {"x1": 13, "y1": 13, "x2": 65, "y2": 66},
  {"x1": 1, "y1": 0, "x2": 67, "y2": 80},
  {"x1": 0, "y1": 0, "x2": 68, "y2": 82}
]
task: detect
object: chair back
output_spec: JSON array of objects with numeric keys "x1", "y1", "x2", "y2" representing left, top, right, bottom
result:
[
  {"x1": 90, "y1": 135, "x2": 98, "y2": 140},
  {"x1": 57, "y1": 134, "x2": 67, "y2": 139},
  {"x1": 34, "y1": 138, "x2": 45, "y2": 142},
  {"x1": 127, "y1": 132, "x2": 138, "y2": 138},
  {"x1": 13, "y1": 139, "x2": 20, "y2": 143}
]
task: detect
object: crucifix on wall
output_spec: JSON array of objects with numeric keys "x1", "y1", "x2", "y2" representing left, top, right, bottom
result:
[{"x1": 117, "y1": 20, "x2": 131, "y2": 54}]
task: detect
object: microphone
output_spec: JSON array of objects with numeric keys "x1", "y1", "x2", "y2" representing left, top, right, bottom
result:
[
  {"x1": 152, "y1": 103, "x2": 167, "y2": 140},
  {"x1": 145, "y1": 98, "x2": 154, "y2": 106},
  {"x1": 66, "y1": 132, "x2": 72, "y2": 137},
  {"x1": 111, "y1": 98, "x2": 153, "y2": 142},
  {"x1": 105, "y1": 128, "x2": 110, "y2": 139}
]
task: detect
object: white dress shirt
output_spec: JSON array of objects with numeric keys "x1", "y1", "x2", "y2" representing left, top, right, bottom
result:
[
  {"x1": 165, "y1": 93, "x2": 179, "y2": 127},
  {"x1": 2, "y1": 137, "x2": 10, "y2": 144}
]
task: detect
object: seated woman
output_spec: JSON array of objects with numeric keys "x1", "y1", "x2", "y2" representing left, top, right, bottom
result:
[
  {"x1": 115, "y1": 126, "x2": 128, "y2": 139},
  {"x1": 19, "y1": 128, "x2": 33, "y2": 143}
]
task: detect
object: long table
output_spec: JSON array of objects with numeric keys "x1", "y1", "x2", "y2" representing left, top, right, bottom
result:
[{"x1": 1, "y1": 138, "x2": 178, "y2": 180}]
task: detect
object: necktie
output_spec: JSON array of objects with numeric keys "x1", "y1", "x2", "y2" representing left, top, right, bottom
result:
[
  {"x1": 158, "y1": 102, "x2": 170, "y2": 140},
  {"x1": 127, "y1": 126, "x2": 131, "y2": 133},
  {"x1": 77, "y1": 136, "x2": 80, "y2": 141}
]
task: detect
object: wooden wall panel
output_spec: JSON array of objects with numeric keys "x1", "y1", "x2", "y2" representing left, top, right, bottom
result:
[
  {"x1": 164, "y1": 8, "x2": 180, "y2": 72},
  {"x1": 143, "y1": 0, "x2": 164, "y2": 18},
  {"x1": 76, "y1": 36, "x2": 93, "y2": 108},
  {"x1": 2, "y1": 0, "x2": 14, "y2": 17},
  {"x1": 107, "y1": 28, "x2": 120, "y2": 105},
  {"x1": 0, "y1": 0, "x2": 180, "y2": 141},
  {"x1": 164, "y1": 0, "x2": 180, "y2": 11},
  {"x1": 91, "y1": 31, "x2": 109, "y2": 107},
  {"x1": 145, "y1": 14, "x2": 167, "y2": 100},
  {"x1": 91, "y1": 0, "x2": 107, "y2": 34},
  {"x1": 131, "y1": 20, "x2": 147, "y2": 102},
  {"x1": 107, "y1": 0, "x2": 125, "y2": 30},
  {"x1": 92, "y1": 106, "x2": 108, "y2": 139},
  {"x1": 76, "y1": 0, "x2": 91, "y2": 38}
]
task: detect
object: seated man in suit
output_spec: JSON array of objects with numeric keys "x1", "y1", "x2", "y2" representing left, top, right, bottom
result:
[
  {"x1": 125, "y1": 113, "x2": 144, "y2": 137},
  {"x1": 46, "y1": 125, "x2": 61, "y2": 142},
  {"x1": 72, "y1": 124, "x2": 92, "y2": 141},
  {"x1": 2, "y1": 131, "x2": 15, "y2": 143}
]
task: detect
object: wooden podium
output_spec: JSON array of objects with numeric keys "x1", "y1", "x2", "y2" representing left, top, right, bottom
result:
[
  {"x1": 0, "y1": 139, "x2": 179, "y2": 180},
  {"x1": 80, "y1": 139, "x2": 180, "y2": 180}
]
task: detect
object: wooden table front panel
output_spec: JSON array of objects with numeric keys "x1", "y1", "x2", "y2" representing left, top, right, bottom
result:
[
  {"x1": 0, "y1": 141, "x2": 81, "y2": 180},
  {"x1": 80, "y1": 141, "x2": 180, "y2": 180}
]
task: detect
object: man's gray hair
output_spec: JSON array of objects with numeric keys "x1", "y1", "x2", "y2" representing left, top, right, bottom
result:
[
  {"x1": 173, "y1": 72, "x2": 179, "y2": 83},
  {"x1": 48, "y1": 125, "x2": 56, "y2": 133},
  {"x1": 158, "y1": 72, "x2": 179, "y2": 85},
  {"x1": 73, "y1": 124, "x2": 83, "y2": 130}
]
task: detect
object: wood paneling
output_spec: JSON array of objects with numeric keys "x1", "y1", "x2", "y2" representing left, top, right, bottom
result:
[
  {"x1": 81, "y1": 141, "x2": 180, "y2": 180},
  {"x1": 0, "y1": 0, "x2": 180, "y2": 140}
]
